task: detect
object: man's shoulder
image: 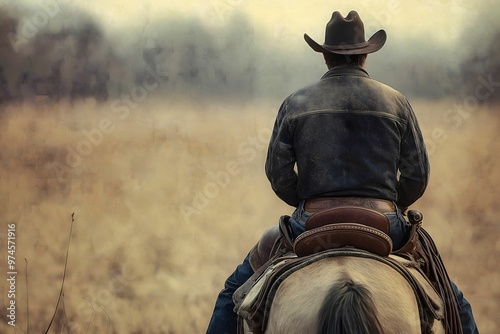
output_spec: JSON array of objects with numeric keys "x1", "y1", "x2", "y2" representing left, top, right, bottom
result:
[
  {"x1": 285, "y1": 79, "x2": 331, "y2": 103},
  {"x1": 287, "y1": 75, "x2": 409, "y2": 103},
  {"x1": 353, "y1": 73, "x2": 404, "y2": 96}
]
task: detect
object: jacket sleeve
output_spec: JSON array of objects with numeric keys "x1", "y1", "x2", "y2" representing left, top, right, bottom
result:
[
  {"x1": 397, "y1": 100, "x2": 430, "y2": 208},
  {"x1": 265, "y1": 99, "x2": 300, "y2": 207}
]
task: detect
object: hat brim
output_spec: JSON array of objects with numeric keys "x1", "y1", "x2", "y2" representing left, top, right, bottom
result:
[{"x1": 304, "y1": 29, "x2": 387, "y2": 55}]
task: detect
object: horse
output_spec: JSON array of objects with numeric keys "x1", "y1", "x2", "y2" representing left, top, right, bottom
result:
[{"x1": 246, "y1": 254, "x2": 445, "y2": 334}]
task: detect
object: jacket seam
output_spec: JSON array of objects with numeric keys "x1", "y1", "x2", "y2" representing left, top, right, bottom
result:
[{"x1": 289, "y1": 109, "x2": 407, "y2": 126}]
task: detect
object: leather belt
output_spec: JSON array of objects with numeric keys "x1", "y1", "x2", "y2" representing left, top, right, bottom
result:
[{"x1": 304, "y1": 197, "x2": 395, "y2": 214}]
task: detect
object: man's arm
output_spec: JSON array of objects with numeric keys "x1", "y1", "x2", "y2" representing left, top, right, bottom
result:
[
  {"x1": 397, "y1": 101, "x2": 430, "y2": 208},
  {"x1": 265, "y1": 100, "x2": 300, "y2": 207}
]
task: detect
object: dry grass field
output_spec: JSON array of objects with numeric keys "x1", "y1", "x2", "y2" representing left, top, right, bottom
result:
[{"x1": 0, "y1": 97, "x2": 498, "y2": 333}]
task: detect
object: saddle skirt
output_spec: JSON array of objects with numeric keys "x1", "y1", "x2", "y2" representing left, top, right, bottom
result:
[{"x1": 234, "y1": 248, "x2": 444, "y2": 333}]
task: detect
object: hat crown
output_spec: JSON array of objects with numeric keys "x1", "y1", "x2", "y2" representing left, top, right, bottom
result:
[{"x1": 325, "y1": 11, "x2": 366, "y2": 47}]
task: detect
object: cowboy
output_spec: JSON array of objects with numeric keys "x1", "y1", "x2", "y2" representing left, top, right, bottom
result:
[{"x1": 206, "y1": 11, "x2": 478, "y2": 333}]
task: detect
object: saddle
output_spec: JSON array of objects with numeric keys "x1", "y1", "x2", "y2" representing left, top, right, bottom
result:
[
  {"x1": 294, "y1": 206, "x2": 393, "y2": 257},
  {"x1": 236, "y1": 206, "x2": 463, "y2": 334}
]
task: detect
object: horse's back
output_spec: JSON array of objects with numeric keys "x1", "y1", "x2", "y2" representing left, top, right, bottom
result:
[{"x1": 266, "y1": 256, "x2": 427, "y2": 334}]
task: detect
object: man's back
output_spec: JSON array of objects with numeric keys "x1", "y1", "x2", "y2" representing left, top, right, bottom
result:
[{"x1": 265, "y1": 65, "x2": 429, "y2": 209}]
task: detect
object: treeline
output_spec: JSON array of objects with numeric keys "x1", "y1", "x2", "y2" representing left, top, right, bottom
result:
[{"x1": 0, "y1": 3, "x2": 498, "y2": 104}]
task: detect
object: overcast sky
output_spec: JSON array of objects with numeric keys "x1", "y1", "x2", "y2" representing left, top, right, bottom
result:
[
  {"x1": 1, "y1": 0, "x2": 496, "y2": 99},
  {"x1": 5, "y1": 0, "x2": 483, "y2": 44},
  {"x1": 106, "y1": 1, "x2": 475, "y2": 42}
]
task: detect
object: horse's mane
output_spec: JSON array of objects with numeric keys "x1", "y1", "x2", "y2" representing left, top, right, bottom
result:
[{"x1": 317, "y1": 277, "x2": 384, "y2": 334}]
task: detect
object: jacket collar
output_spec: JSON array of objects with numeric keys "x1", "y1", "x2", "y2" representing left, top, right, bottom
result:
[{"x1": 321, "y1": 65, "x2": 369, "y2": 80}]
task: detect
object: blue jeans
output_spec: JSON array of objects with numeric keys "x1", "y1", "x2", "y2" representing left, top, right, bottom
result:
[{"x1": 206, "y1": 202, "x2": 478, "y2": 334}]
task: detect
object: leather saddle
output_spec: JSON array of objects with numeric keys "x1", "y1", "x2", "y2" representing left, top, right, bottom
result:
[{"x1": 294, "y1": 206, "x2": 393, "y2": 257}]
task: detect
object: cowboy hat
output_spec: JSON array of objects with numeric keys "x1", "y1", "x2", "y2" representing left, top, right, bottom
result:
[{"x1": 304, "y1": 11, "x2": 386, "y2": 55}]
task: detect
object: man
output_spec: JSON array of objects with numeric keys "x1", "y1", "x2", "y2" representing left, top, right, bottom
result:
[{"x1": 207, "y1": 11, "x2": 478, "y2": 334}]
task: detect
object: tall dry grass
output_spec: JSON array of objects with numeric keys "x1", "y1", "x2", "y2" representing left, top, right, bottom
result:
[{"x1": 0, "y1": 97, "x2": 498, "y2": 333}]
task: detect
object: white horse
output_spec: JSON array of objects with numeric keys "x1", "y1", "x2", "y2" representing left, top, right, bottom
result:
[{"x1": 252, "y1": 255, "x2": 445, "y2": 334}]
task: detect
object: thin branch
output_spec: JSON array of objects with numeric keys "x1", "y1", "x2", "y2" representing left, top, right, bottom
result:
[
  {"x1": 25, "y1": 258, "x2": 29, "y2": 334},
  {"x1": 81, "y1": 297, "x2": 95, "y2": 334},
  {"x1": 61, "y1": 294, "x2": 71, "y2": 334},
  {"x1": 96, "y1": 303, "x2": 111, "y2": 334},
  {"x1": 44, "y1": 213, "x2": 75, "y2": 334}
]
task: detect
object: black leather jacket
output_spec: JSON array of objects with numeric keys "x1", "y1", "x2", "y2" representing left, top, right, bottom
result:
[{"x1": 265, "y1": 65, "x2": 429, "y2": 208}]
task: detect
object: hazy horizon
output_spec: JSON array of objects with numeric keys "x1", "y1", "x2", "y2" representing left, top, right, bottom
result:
[{"x1": 1, "y1": 0, "x2": 498, "y2": 102}]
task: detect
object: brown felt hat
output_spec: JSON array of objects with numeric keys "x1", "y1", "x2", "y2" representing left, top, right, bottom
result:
[{"x1": 304, "y1": 11, "x2": 386, "y2": 55}]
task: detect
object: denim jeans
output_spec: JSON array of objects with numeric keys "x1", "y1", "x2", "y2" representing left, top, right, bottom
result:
[{"x1": 206, "y1": 202, "x2": 479, "y2": 334}]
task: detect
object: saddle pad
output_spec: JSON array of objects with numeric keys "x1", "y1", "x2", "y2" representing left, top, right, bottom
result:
[
  {"x1": 389, "y1": 254, "x2": 444, "y2": 319},
  {"x1": 234, "y1": 254, "x2": 298, "y2": 319}
]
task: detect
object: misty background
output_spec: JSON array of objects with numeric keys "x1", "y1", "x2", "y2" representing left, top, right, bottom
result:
[
  {"x1": 0, "y1": 1, "x2": 499, "y2": 332},
  {"x1": 0, "y1": 0, "x2": 499, "y2": 104},
  {"x1": 0, "y1": 1, "x2": 499, "y2": 333}
]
